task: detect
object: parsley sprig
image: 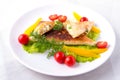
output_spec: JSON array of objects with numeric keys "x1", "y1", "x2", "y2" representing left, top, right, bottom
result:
[{"x1": 53, "y1": 20, "x2": 63, "y2": 31}]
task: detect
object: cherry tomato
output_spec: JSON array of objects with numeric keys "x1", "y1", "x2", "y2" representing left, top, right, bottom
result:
[
  {"x1": 58, "y1": 15, "x2": 67, "y2": 22},
  {"x1": 49, "y1": 14, "x2": 58, "y2": 21},
  {"x1": 80, "y1": 17, "x2": 88, "y2": 22},
  {"x1": 54, "y1": 51, "x2": 65, "y2": 64},
  {"x1": 65, "y1": 55, "x2": 76, "y2": 67},
  {"x1": 96, "y1": 41, "x2": 108, "y2": 48},
  {"x1": 18, "y1": 34, "x2": 29, "y2": 45}
]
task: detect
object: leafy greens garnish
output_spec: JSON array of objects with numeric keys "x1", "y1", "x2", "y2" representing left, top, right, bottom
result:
[
  {"x1": 53, "y1": 20, "x2": 63, "y2": 31},
  {"x1": 23, "y1": 32, "x2": 64, "y2": 58},
  {"x1": 87, "y1": 31, "x2": 100, "y2": 41},
  {"x1": 22, "y1": 28, "x2": 100, "y2": 63}
]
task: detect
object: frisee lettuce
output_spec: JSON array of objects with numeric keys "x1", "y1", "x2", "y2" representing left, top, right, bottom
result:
[{"x1": 87, "y1": 30, "x2": 100, "y2": 41}]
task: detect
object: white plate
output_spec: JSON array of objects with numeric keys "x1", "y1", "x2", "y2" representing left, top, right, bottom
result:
[{"x1": 9, "y1": 4, "x2": 116, "y2": 76}]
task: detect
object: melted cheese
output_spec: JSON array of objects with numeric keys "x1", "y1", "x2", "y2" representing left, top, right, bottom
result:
[
  {"x1": 33, "y1": 21, "x2": 54, "y2": 35},
  {"x1": 66, "y1": 21, "x2": 94, "y2": 38}
]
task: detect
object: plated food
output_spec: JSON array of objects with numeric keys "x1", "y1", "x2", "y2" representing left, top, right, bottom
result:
[
  {"x1": 9, "y1": 4, "x2": 115, "y2": 76},
  {"x1": 18, "y1": 12, "x2": 108, "y2": 67}
]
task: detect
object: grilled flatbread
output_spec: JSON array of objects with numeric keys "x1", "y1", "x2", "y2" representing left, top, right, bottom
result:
[
  {"x1": 33, "y1": 21, "x2": 54, "y2": 35},
  {"x1": 33, "y1": 21, "x2": 96, "y2": 45},
  {"x1": 64, "y1": 20, "x2": 94, "y2": 38},
  {"x1": 45, "y1": 29, "x2": 96, "y2": 45}
]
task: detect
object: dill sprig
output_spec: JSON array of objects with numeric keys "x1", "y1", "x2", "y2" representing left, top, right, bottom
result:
[{"x1": 23, "y1": 32, "x2": 64, "y2": 58}]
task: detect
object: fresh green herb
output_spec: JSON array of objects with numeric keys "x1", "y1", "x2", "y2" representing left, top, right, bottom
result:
[
  {"x1": 23, "y1": 32, "x2": 64, "y2": 58},
  {"x1": 68, "y1": 26, "x2": 72, "y2": 29},
  {"x1": 47, "y1": 42, "x2": 64, "y2": 58},
  {"x1": 53, "y1": 20, "x2": 63, "y2": 31}
]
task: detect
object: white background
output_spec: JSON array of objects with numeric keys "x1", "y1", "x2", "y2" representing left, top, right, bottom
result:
[{"x1": 0, "y1": 0, "x2": 120, "y2": 80}]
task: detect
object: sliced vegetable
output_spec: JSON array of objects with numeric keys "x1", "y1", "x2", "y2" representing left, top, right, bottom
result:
[
  {"x1": 91, "y1": 26, "x2": 101, "y2": 33},
  {"x1": 63, "y1": 45, "x2": 107, "y2": 57},
  {"x1": 73, "y1": 11, "x2": 82, "y2": 21},
  {"x1": 96, "y1": 41, "x2": 108, "y2": 48},
  {"x1": 58, "y1": 15, "x2": 67, "y2": 22},
  {"x1": 49, "y1": 14, "x2": 58, "y2": 21},
  {"x1": 24, "y1": 18, "x2": 42, "y2": 35},
  {"x1": 80, "y1": 17, "x2": 88, "y2": 22},
  {"x1": 63, "y1": 46, "x2": 100, "y2": 58},
  {"x1": 90, "y1": 48, "x2": 108, "y2": 54}
]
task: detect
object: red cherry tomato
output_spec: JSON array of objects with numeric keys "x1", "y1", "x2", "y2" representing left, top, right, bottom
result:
[
  {"x1": 80, "y1": 17, "x2": 88, "y2": 22},
  {"x1": 54, "y1": 51, "x2": 65, "y2": 64},
  {"x1": 49, "y1": 14, "x2": 58, "y2": 21},
  {"x1": 18, "y1": 34, "x2": 29, "y2": 45},
  {"x1": 96, "y1": 41, "x2": 108, "y2": 48},
  {"x1": 58, "y1": 15, "x2": 67, "y2": 22},
  {"x1": 65, "y1": 55, "x2": 76, "y2": 67}
]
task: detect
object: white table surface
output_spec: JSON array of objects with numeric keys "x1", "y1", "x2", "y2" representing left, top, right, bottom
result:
[{"x1": 0, "y1": 0, "x2": 120, "y2": 80}]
